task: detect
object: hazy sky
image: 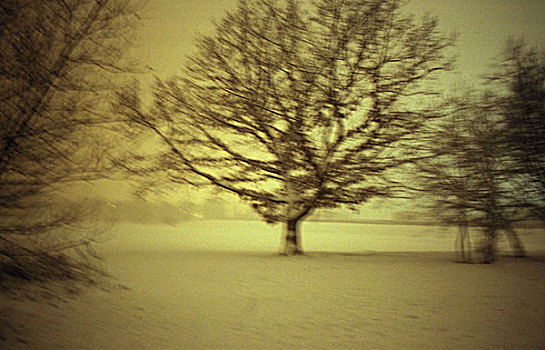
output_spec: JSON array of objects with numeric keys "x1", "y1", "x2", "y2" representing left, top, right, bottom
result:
[{"x1": 136, "y1": 0, "x2": 545, "y2": 85}]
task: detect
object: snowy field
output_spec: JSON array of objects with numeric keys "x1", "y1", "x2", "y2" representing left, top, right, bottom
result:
[
  {"x1": 94, "y1": 219, "x2": 545, "y2": 254},
  {"x1": 3, "y1": 220, "x2": 545, "y2": 349}
]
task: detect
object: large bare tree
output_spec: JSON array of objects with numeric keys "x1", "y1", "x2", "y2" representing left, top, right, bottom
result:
[
  {"x1": 117, "y1": 0, "x2": 454, "y2": 255},
  {"x1": 0, "y1": 0, "x2": 140, "y2": 287}
]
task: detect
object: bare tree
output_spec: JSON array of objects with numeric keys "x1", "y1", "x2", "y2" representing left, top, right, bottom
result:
[
  {"x1": 0, "y1": 0, "x2": 140, "y2": 288},
  {"x1": 117, "y1": 0, "x2": 454, "y2": 255},
  {"x1": 489, "y1": 40, "x2": 545, "y2": 224},
  {"x1": 414, "y1": 93, "x2": 526, "y2": 263},
  {"x1": 413, "y1": 102, "x2": 475, "y2": 262}
]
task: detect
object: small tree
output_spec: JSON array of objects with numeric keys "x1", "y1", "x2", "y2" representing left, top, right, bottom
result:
[
  {"x1": 413, "y1": 102, "x2": 475, "y2": 262},
  {"x1": 0, "y1": 0, "x2": 140, "y2": 288},
  {"x1": 118, "y1": 0, "x2": 454, "y2": 255},
  {"x1": 414, "y1": 94, "x2": 526, "y2": 263},
  {"x1": 489, "y1": 40, "x2": 545, "y2": 223}
]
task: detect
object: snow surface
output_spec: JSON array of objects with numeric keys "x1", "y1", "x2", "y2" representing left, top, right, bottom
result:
[{"x1": 3, "y1": 220, "x2": 545, "y2": 349}]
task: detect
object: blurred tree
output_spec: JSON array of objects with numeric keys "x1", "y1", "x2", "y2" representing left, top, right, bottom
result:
[
  {"x1": 116, "y1": 0, "x2": 454, "y2": 255},
  {"x1": 413, "y1": 100, "x2": 475, "y2": 262},
  {"x1": 489, "y1": 40, "x2": 545, "y2": 224},
  {"x1": 414, "y1": 94, "x2": 526, "y2": 263},
  {"x1": 0, "y1": 0, "x2": 140, "y2": 289}
]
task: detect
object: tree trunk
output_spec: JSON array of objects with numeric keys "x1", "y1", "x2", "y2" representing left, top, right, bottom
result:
[
  {"x1": 481, "y1": 227, "x2": 497, "y2": 263},
  {"x1": 504, "y1": 228, "x2": 526, "y2": 258},
  {"x1": 455, "y1": 223, "x2": 472, "y2": 263},
  {"x1": 282, "y1": 218, "x2": 303, "y2": 255}
]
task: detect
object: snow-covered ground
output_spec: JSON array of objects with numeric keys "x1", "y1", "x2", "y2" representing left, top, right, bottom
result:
[{"x1": 3, "y1": 220, "x2": 545, "y2": 349}]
